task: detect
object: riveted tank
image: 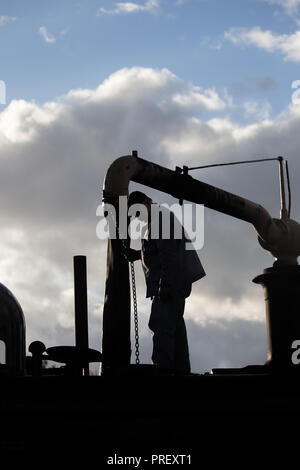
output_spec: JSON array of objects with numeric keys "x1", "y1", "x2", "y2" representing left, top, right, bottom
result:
[{"x1": 0, "y1": 283, "x2": 25, "y2": 376}]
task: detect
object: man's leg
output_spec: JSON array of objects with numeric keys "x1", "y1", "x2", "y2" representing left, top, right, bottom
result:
[
  {"x1": 148, "y1": 295, "x2": 190, "y2": 372},
  {"x1": 149, "y1": 296, "x2": 176, "y2": 370}
]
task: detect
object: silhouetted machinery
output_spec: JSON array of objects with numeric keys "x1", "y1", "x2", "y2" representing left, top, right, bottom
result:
[
  {"x1": 0, "y1": 151, "x2": 299, "y2": 377},
  {"x1": 102, "y1": 151, "x2": 300, "y2": 374},
  {"x1": 0, "y1": 150, "x2": 299, "y2": 380},
  {"x1": 0, "y1": 284, "x2": 25, "y2": 376},
  {"x1": 1, "y1": 151, "x2": 300, "y2": 452},
  {"x1": 0, "y1": 256, "x2": 102, "y2": 377}
]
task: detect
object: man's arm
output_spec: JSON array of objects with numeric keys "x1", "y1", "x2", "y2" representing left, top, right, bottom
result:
[
  {"x1": 122, "y1": 247, "x2": 141, "y2": 262},
  {"x1": 156, "y1": 237, "x2": 180, "y2": 287}
]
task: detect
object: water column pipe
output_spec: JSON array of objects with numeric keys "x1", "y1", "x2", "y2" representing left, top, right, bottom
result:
[{"x1": 102, "y1": 152, "x2": 300, "y2": 373}]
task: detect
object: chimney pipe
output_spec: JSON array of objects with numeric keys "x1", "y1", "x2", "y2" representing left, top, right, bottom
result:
[{"x1": 73, "y1": 255, "x2": 89, "y2": 376}]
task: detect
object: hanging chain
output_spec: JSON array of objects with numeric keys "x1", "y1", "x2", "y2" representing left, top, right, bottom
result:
[
  {"x1": 105, "y1": 207, "x2": 140, "y2": 365},
  {"x1": 130, "y1": 260, "x2": 140, "y2": 365}
]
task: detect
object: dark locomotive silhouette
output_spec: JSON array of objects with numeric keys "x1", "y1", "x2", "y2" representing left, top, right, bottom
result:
[{"x1": 0, "y1": 151, "x2": 299, "y2": 451}]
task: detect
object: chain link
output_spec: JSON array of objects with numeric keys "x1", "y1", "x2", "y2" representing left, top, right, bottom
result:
[{"x1": 130, "y1": 261, "x2": 140, "y2": 365}]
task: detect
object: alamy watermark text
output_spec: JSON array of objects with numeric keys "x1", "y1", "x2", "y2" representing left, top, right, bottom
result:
[{"x1": 96, "y1": 196, "x2": 204, "y2": 250}]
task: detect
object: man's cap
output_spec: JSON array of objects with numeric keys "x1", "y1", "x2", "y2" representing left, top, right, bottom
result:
[{"x1": 128, "y1": 191, "x2": 149, "y2": 207}]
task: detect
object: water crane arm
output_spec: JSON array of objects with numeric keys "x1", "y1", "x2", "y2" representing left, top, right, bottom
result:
[{"x1": 103, "y1": 153, "x2": 300, "y2": 264}]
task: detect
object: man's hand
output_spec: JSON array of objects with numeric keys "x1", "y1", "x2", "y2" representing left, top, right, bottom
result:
[
  {"x1": 122, "y1": 247, "x2": 141, "y2": 262},
  {"x1": 158, "y1": 284, "x2": 172, "y2": 303}
]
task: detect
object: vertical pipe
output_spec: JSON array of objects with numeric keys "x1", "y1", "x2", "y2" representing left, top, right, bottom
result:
[
  {"x1": 102, "y1": 238, "x2": 131, "y2": 375},
  {"x1": 253, "y1": 265, "x2": 300, "y2": 371},
  {"x1": 73, "y1": 255, "x2": 89, "y2": 376}
]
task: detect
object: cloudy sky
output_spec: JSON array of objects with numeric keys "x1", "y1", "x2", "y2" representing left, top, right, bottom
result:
[{"x1": 0, "y1": 0, "x2": 300, "y2": 373}]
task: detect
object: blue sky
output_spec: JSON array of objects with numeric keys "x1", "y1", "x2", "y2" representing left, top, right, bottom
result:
[
  {"x1": 1, "y1": 0, "x2": 299, "y2": 115},
  {"x1": 1, "y1": 0, "x2": 300, "y2": 372}
]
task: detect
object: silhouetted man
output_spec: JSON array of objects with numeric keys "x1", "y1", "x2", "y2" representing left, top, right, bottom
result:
[{"x1": 125, "y1": 191, "x2": 205, "y2": 375}]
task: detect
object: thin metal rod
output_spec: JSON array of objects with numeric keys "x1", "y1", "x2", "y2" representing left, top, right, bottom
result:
[
  {"x1": 278, "y1": 157, "x2": 288, "y2": 220},
  {"x1": 285, "y1": 160, "x2": 291, "y2": 218},
  {"x1": 188, "y1": 155, "x2": 290, "y2": 221},
  {"x1": 188, "y1": 157, "x2": 279, "y2": 171}
]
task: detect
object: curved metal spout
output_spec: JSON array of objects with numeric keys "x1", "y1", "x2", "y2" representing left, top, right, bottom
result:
[{"x1": 103, "y1": 153, "x2": 300, "y2": 264}]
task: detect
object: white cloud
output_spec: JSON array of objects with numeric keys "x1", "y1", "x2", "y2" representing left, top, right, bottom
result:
[
  {"x1": 225, "y1": 26, "x2": 300, "y2": 62},
  {"x1": 0, "y1": 15, "x2": 16, "y2": 27},
  {"x1": 185, "y1": 291, "x2": 265, "y2": 323},
  {"x1": 243, "y1": 100, "x2": 272, "y2": 121},
  {"x1": 97, "y1": 0, "x2": 160, "y2": 16},
  {"x1": 173, "y1": 86, "x2": 226, "y2": 110},
  {"x1": 0, "y1": 66, "x2": 299, "y2": 370},
  {"x1": 38, "y1": 26, "x2": 56, "y2": 43},
  {"x1": 65, "y1": 67, "x2": 227, "y2": 113},
  {"x1": 264, "y1": 0, "x2": 300, "y2": 14}
]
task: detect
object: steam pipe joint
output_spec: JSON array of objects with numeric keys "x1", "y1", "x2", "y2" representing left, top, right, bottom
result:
[{"x1": 258, "y1": 218, "x2": 300, "y2": 266}]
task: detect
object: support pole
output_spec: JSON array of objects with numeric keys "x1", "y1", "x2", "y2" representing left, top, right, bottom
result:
[
  {"x1": 278, "y1": 156, "x2": 288, "y2": 220},
  {"x1": 73, "y1": 255, "x2": 89, "y2": 376}
]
